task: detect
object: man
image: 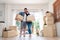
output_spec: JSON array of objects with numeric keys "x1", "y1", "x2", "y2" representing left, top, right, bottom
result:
[{"x1": 19, "y1": 8, "x2": 32, "y2": 37}]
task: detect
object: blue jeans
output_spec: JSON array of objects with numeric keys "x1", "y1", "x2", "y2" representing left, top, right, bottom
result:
[{"x1": 27, "y1": 23, "x2": 32, "y2": 34}]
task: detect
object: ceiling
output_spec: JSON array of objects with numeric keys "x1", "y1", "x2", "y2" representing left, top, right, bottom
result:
[{"x1": 0, "y1": 0, "x2": 49, "y2": 4}]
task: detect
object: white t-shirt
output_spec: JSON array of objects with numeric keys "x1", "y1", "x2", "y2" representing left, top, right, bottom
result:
[{"x1": 23, "y1": 14, "x2": 27, "y2": 22}]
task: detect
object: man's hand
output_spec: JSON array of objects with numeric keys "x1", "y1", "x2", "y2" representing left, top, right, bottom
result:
[{"x1": 27, "y1": 11, "x2": 29, "y2": 14}]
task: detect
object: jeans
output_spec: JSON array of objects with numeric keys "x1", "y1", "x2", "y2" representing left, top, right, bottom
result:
[{"x1": 27, "y1": 23, "x2": 32, "y2": 34}]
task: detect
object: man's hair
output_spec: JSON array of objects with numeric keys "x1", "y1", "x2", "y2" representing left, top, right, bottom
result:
[{"x1": 24, "y1": 8, "x2": 27, "y2": 10}]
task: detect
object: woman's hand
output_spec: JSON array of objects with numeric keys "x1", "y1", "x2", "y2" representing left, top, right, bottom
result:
[{"x1": 27, "y1": 11, "x2": 30, "y2": 14}]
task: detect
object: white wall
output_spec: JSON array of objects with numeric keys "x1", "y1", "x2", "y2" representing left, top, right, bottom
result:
[
  {"x1": 0, "y1": 4, "x2": 5, "y2": 36},
  {"x1": 5, "y1": 4, "x2": 13, "y2": 27},
  {"x1": 56, "y1": 22, "x2": 60, "y2": 37},
  {"x1": 0, "y1": 4, "x2": 5, "y2": 21},
  {"x1": 48, "y1": 0, "x2": 56, "y2": 13}
]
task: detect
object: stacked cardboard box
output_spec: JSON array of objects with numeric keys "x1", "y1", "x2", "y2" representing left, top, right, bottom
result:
[
  {"x1": 2, "y1": 30, "x2": 18, "y2": 38},
  {"x1": 46, "y1": 16, "x2": 54, "y2": 25},
  {"x1": 2, "y1": 26, "x2": 18, "y2": 38},
  {"x1": 43, "y1": 24, "x2": 56, "y2": 37},
  {"x1": 43, "y1": 13, "x2": 57, "y2": 37}
]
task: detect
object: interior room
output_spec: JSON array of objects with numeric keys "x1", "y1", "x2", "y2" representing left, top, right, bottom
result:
[{"x1": 0, "y1": 0, "x2": 60, "y2": 40}]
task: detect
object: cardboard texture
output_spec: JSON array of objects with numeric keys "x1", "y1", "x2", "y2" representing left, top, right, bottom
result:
[
  {"x1": 2, "y1": 30, "x2": 18, "y2": 38},
  {"x1": 15, "y1": 14, "x2": 23, "y2": 21},
  {"x1": 46, "y1": 17, "x2": 54, "y2": 25},
  {"x1": 9, "y1": 26, "x2": 17, "y2": 30},
  {"x1": 43, "y1": 24, "x2": 57, "y2": 37},
  {"x1": 46, "y1": 13, "x2": 52, "y2": 17},
  {"x1": 2, "y1": 26, "x2": 18, "y2": 38},
  {"x1": 27, "y1": 15, "x2": 35, "y2": 22}
]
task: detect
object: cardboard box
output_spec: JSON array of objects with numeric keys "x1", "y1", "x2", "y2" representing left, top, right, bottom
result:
[
  {"x1": 9, "y1": 26, "x2": 17, "y2": 30},
  {"x1": 46, "y1": 13, "x2": 52, "y2": 17},
  {"x1": 2, "y1": 26, "x2": 18, "y2": 38},
  {"x1": 43, "y1": 24, "x2": 57, "y2": 37},
  {"x1": 43, "y1": 16, "x2": 46, "y2": 24},
  {"x1": 43, "y1": 27, "x2": 48, "y2": 37},
  {"x1": 44, "y1": 24, "x2": 56, "y2": 32},
  {"x1": 2, "y1": 30, "x2": 18, "y2": 38},
  {"x1": 16, "y1": 14, "x2": 23, "y2": 21},
  {"x1": 46, "y1": 17, "x2": 54, "y2": 21},
  {"x1": 46, "y1": 17, "x2": 54, "y2": 25},
  {"x1": 46, "y1": 20, "x2": 54, "y2": 25},
  {"x1": 27, "y1": 15, "x2": 35, "y2": 22}
]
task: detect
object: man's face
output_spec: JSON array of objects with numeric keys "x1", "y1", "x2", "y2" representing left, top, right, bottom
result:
[{"x1": 24, "y1": 9, "x2": 28, "y2": 13}]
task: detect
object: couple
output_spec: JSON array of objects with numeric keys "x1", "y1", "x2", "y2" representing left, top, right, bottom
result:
[{"x1": 19, "y1": 8, "x2": 32, "y2": 37}]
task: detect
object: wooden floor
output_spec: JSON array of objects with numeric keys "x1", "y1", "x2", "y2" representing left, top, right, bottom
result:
[{"x1": 1, "y1": 35, "x2": 60, "y2": 40}]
